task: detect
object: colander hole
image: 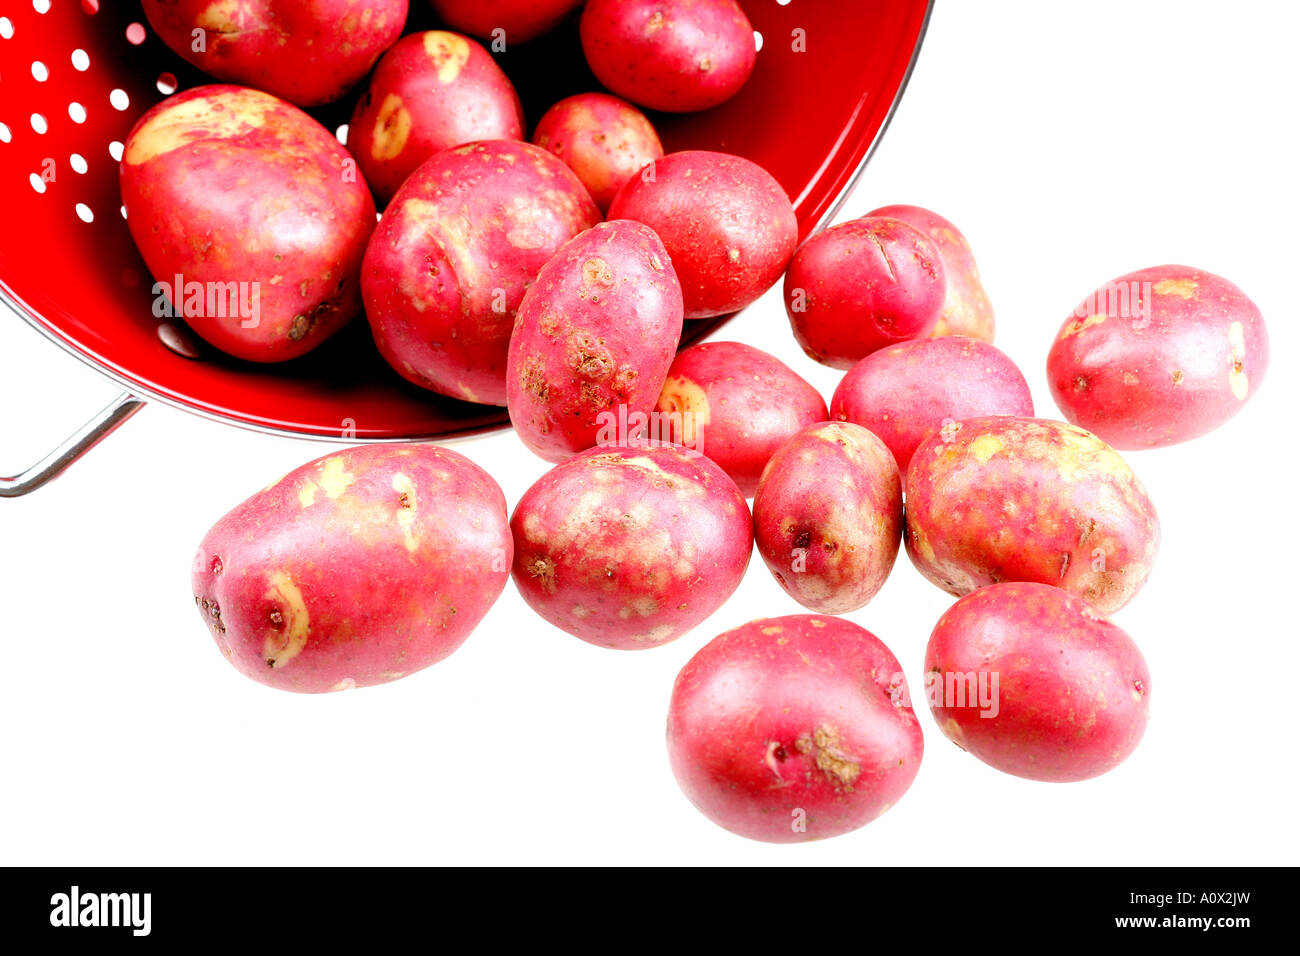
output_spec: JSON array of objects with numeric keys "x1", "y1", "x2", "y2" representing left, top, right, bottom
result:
[
  {"x1": 120, "y1": 204, "x2": 128, "y2": 219},
  {"x1": 71, "y1": 49, "x2": 90, "y2": 71},
  {"x1": 81, "y1": 0, "x2": 100, "y2": 14},
  {"x1": 68, "y1": 102, "x2": 87, "y2": 124},
  {"x1": 76, "y1": 203, "x2": 94, "y2": 223},
  {"x1": 125, "y1": 22, "x2": 146, "y2": 45},
  {"x1": 30, "y1": 113, "x2": 48, "y2": 135},
  {"x1": 110, "y1": 89, "x2": 130, "y2": 111},
  {"x1": 0, "y1": 122, "x2": 11, "y2": 144},
  {"x1": 33, "y1": 0, "x2": 52, "y2": 13},
  {"x1": 754, "y1": 31, "x2": 763, "y2": 51},
  {"x1": 70, "y1": 152, "x2": 87, "y2": 174},
  {"x1": 0, "y1": 18, "x2": 14, "y2": 40},
  {"x1": 336, "y1": 124, "x2": 349, "y2": 145},
  {"x1": 109, "y1": 140, "x2": 124, "y2": 161},
  {"x1": 156, "y1": 72, "x2": 178, "y2": 95},
  {"x1": 29, "y1": 173, "x2": 46, "y2": 194},
  {"x1": 776, "y1": 0, "x2": 792, "y2": 6},
  {"x1": 32, "y1": 60, "x2": 49, "y2": 82}
]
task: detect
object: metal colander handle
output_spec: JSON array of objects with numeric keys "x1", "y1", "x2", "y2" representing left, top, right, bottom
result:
[{"x1": 0, "y1": 391, "x2": 143, "y2": 497}]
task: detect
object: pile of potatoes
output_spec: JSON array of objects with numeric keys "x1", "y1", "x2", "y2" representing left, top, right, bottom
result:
[{"x1": 128, "y1": 2, "x2": 1271, "y2": 843}]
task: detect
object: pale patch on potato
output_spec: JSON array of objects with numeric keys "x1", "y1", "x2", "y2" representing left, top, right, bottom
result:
[
  {"x1": 1153, "y1": 277, "x2": 1198, "y2": 299},
  {"x1": 392, "y1": 472, "x2": 419, "y2": 552},
  {"x1": 1228, "y1": 321, "x2": 1248, "y2": 400},
  {"x1": 761, "y1": 625, "x2": 785, "y2": 636},
  {"x1": 618, "y1": 595, "x2": 659, "y2": 619},
  {"x1": 195, "y1": 0, "x2": 240, "y2": 35},
  {"x1": 298, "y1": 481, "x2": 318, "y2": 508},
  {"x1": 420, "y1": 31, "x2": 472, "y2": 83},
  {"x1": 318, "y1": 456, "x2": 356, "y2": 498},
  {"x1": 457, "y1": 381, "x2": 480, "y2": 403},
  {"x1": 630, "y1": 623, "x2": 676, "y2": 644},
  {"x1": 262, "y1": 571, "x2": 310, "y2": 668},
  {"x1": 582, "y1": 257, "x2": 615, "y2": 288},
  {"x1": 331, "y1": 678, "x2": 358, "y2": 691},
  {"x1": 502, "y1": 194, "x2": 553, "y2": 250},
  {"x1": 124, "y1": 88, "x2": 276, "y2": 165},
  {"x1": 942, "y1": 717, "x2": 967, "y2": 748},
  {"x1": 370, "y1": 93, "x2": 412, "y2": 161},
  {"x1": 656, "y1": 375, "x2": 710, "y2": 447},
  {"x1": 1059, "y1": 313, "x2": 1108, "y2": 340},
  {"x1": 967, "y1": 433, "x2": 1004, "y2": 463}
]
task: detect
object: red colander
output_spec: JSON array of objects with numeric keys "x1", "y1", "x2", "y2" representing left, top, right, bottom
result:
[{"x1": 0, "y1": 0, "x2": 932, "y2": 495}]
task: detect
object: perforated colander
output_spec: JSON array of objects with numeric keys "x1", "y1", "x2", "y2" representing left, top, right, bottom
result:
[{"x1": 0, "y1": 0, "x2": 931, "y2": 494}]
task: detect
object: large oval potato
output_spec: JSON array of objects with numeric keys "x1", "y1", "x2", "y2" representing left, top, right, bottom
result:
[
  {"x1": 428, "y1": 0, "x2": 584, "y2": 44},
  {"x1": 753, "y1": 422, "x2": 902, "y2": 614},
  {"x1": 668, "y1": 615, "x2": 923, "y2": 843},
  {"x1": 121, "y1": 85, "x2": 376, "y2": 362},
  {"x1": 580, "y1": 0, "x2": 757, "y2": 113},
  {"x1": 905, "y1": 416, "x2": 1159, "y2": 614},
  {"x1": 608, "y1": 150, "x2": 797, "y2": 319},
  {"x1": 925, "y1": 582, "x2": 1151, "y2": 782},
  {"x1": 141, "y1": 0, "x2": 406, "y2": 107},
  {"x1": 362, "y1": 141, "x2": 601, "y2": 405},
  {"x1": 655, "y1": 341, "x2": 828, "y2": 497},
  {"x1": 1047, "y1": 265, "x2": 1269, "y2": 449},
  {"x1": 510, "y1": 444, "x2": 752, "y2": 650},
  {"x1": 869, "y1": 203, "x2": 996, "y2": 342},
  {"x1": 507, "y1": 221, "x2": 684, "y2": 463},
  {"x1": 349, "y1": 31, "x2": 525, "y2": 206},
  {"x1": 830, "y1": 336, "x2": 1033, "y2": 476},
  {"x1": 192, "y1": 444, "x2": 512, "y2": 693}
]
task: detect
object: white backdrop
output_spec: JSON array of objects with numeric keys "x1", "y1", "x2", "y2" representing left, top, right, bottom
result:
[{"x1": 3, "y1": 0, "x2": 1296, "y2": 865}]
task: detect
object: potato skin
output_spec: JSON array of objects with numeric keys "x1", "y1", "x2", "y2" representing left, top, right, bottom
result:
[
  {"x1": 362, "y1": 141, "x2": 601, "y2": 406},
  {"x1": 141, "y1": 0, "x2": 406, "y2": 107},
  {"x1": 869, "y1": 204, "x2": 996, "y2": 342},
  {"x1": 668, "y1": 615, "x2": 923, "y2": 843},
  {"x1": 785, "y1": 216, "x2": 946, "y2": 369},
  {"x1": 580, "y1": 0, "x2": 756, "y2": 113},
  {"x1": 532, "y1": 93, "x2": 664, "y2": 213},
  {"x1": 656, "y1": 341, "x2": 828, "y2": 497},
  {"x1": 905, "y1": 416, "x2": 1159, "y2": 615},
  {"x1": 192, "y1": 444, "x2": 512, "y2": 694},
  {"x1": 507, "y1": 221, "x2": 685, "y2": 463},
  {"x1": 753, "y1": 422, "x2": 902, "y2": 614},
  {"x1": 510, "y1": 445, "x2": 752, "y2": 650},
  {"x1": 925, "y1": 582, "x2": 1150, "y2": 782},
  {"x1": 121, "y1": 85, "x2": 375, "y2": 362},
  {"x1": 830, "y1": 336, "x2": 1034, "y2": 476},
  {"x1": 428, "y1": 0, "x2": 583, "y2": 44},
  {"x1": 1047, "y1": 265, "x2": 1269, "y2": 449},
  {"x1": 349, "y1": 31, "x2": 525, "y2": 206},
  {"x1": 608, "y1": 150, "x2": 797, "y2": 318}
]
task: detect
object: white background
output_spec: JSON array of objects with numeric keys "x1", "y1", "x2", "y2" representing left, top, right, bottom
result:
[{"x1": 2, "y1": 0, "x2": 1296, "y2": 865}]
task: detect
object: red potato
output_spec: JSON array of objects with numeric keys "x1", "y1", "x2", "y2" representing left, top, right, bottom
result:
[
  {"x1": 510, "y1": 445, "x2": 752, "y2": 650},
  {"x1": 580, "y1": 0, "x2": 756, "y2": 113},
  {"x1": 192, "y1": 444, "x2": 512, "y2": 694},
  {"x1": 362, "y1": 141, "x2": 601, "y2": 406},
  {"x1": 349, "y1": 31, "x2": 525, "y2": 206},
  {"x1": 1047, "y1": 265, "x2": 1270, "y2": 449},
  {"x1": 655, "y1": 341, "x2": 828, "y2": 497},
  {"x1": 869, "y1": 204, "x2": 996, "y2": 342},
  {"x1": 752, "y1": 422, "x2": 902, "y2": 614},
  {"x1": 507, "y1": 221, "x2": 685, "y2": 463},
  {"x1": 428, "y1": 0, "x2": 584, "y2": 44},
  {"x1": 532, "y1": 93, "x2": 664, "y2": 213},
  {"x1": 668, "y1": 615, "x2": 923, "y2": 843},
  {"x1": 905, "y1": 416, "x2": 1159, "y2": 615},
  {"x1": 141, "y1": 0, "x2": 406, "y2": 107},
  {"x1": 785, "y1": 216, "x2": 946, "y2": 369},
  {"x1": 925, "y1": 582, "x2": 1150, "y2": 782},
  {"x1": 830, "y1": 336, "x2": 1034, "y2": 476},
  {"x1": 121, "y1": 85, "x2": 375, "y2": 362},
  {"x1": 608, "y1": 150, "x2": 797, "y2": 319}
]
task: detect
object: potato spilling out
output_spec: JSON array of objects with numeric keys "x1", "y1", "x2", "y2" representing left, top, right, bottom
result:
[
  {"x1": 668, "y1": 615, "x2": 924, "y2": 843},
  {"x1": 655, "y1": 341, "x2": 828, "y2": 498},
  {"x1": 785, "y1": 216, "x2": 947, "y2": 369},
  {"x1": 532, "y1": 93, "x2": 664, "y2": 213},
  {"x1": 506, "y1": 221, "x2": 685, "y2": 463},
  {"x1": 609, "y1": 151, "x2": 797, "y2": 318},
  {"x1": 830, "y1": 336, "x2": 1034, "y2": 476},
  {"x1": 192, "y1": 445, "x2": 512, "y2": 693},
  {"x1": 120, "y1": 85, "x2": 376, "y2": 362},
  {"x1": 869, "y1": 204, "x2": 996, "y2": 342},
  {"x1": 580, "y1": 0, "x2": 757, "y2": 113},
  {"x1": 925, "y1": 583, "x2": 1151, "y2": 782},
  {"x1": 905, "y1": 416, "x2": 1159, "y2": 615},
  {"x1": 141, "y1": 0, "x2": 407, "y2": 107},
  {"x1": 362, "y1": 141, "x2": 601, "y2": 406},
  {"x1": 510, "y1": 445, "x2": 752, "y2": 650},
  {"x1": 349, "y1": 31, "x2": 525, "y2": 206},
  {"x1": 753, "y1": 422, "x2": 903, "y2": 614},
  {"x1": 1047, "y1": 265, "x2": 1269, "y2": 449}
]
